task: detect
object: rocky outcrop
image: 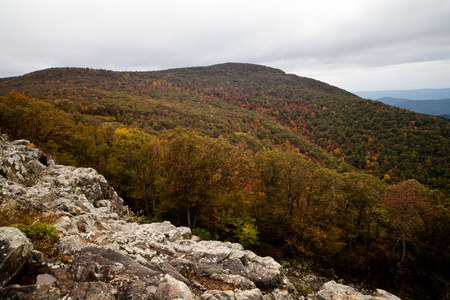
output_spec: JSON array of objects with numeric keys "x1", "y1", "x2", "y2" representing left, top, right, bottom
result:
[{"x1": 0, "y1": 135, "x2": 400, "y2": 299}]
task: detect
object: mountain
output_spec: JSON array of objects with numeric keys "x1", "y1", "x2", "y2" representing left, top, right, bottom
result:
[
  {"x1": 377, "y1": 97, "x2": 450, "y2": 117},
  {"x1": 1, "y1": 64, "x2": 449, "y2": 299},
  {"x1": 354, "y1": 88, "x2": 450, "y2": 100},
  {"x1": 2, "y1": 63, "x2": 448, "y2": 193}
]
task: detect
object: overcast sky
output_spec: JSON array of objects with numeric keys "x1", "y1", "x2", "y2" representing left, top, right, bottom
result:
[{"x1": 1, "y1": 0, "x2": 449, "y2": 91}]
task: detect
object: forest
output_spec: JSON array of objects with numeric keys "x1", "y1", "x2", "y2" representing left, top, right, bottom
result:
[{"x1": 0, "y1": 63, "x2": 449, "y2": 299}]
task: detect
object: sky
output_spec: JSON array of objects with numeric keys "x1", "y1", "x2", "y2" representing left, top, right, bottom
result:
[{"x1": 1, "y1": 0, "x2": 450, "y2": 92}]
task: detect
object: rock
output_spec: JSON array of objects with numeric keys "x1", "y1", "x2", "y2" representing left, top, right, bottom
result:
[
  {"x1": 12, "y1": 139, "x2": 30, "y2": 146},
  {"x1": 244, "y1": 252, "x2": 284, "y2": 290},
  {"x1": 36, "y1": 273, "x2": 57, "y2": 285},
  {"x1": 29, "y1": 250, "x2": 45, "y2": 266},
  {"x1": 169, "y1": 257, "x2": 195, "y2": 277},
  {"x1": 0, "y1": 140, "x2": 46, "y2": 186},
  {"x1": 56, "y1": 234, "x2": 86, "y2": 255},
  {"x1": 154, "y1": 274, "x2": 196, "y2": 300},
  {"x1": 70, "y1": 281, "x2": 117, "y2": 299},
  {"x1": 201, "y1": 289, "x2": 264, "y2": 300},
  {"x1": 268, "y1": 288, "x2": 297, "y2": 300},
  {"x1": 201, "y1": 290, "x2": 236, "y2": 299},
  {"x1": 235, "y1": 288, "x2": 264, "y2": 299},
  {"x1": 0, "y1": 227, "x2": 33, "y2": 288},
  {"x1": 307, "y1": 281, "x2": 401, "y2": 300},
  {"x1": 374, "y1": 289, "x2": 402, "y2": 300},
  {"x1": 0, "y1": 283, "x2": 64, "y2": 300},
  {"x1": 70, "y1": 246, "x2": 166, "y2": 298}
]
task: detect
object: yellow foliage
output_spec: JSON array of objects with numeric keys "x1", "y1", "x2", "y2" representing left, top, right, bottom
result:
[{"x1": 115, "y1": 127, "x2": 132, "y2": 141}]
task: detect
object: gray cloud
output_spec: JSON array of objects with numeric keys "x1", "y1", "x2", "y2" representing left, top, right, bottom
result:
[{"x1": 1, "y1": 0, "x2": 449, "y2": 91}]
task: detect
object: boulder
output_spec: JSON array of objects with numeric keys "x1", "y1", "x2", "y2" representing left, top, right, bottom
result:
[
  {"x1": 0, "y1": 227, "x2": 33, "y2": 288},
  {"x1": 201, "y1": 289, "x2": 264, "y2": 300},
  {"x1": 0, "y1": 283, "x2": 64, "y2": 300},
  {"x1": 70, "y1": 246, "x2": 166, "y2": 298},
  {"x1": 154, "y1": 274, "x2": 196, "y2": 300},
  {"x1": 307, "y1": 281, "x2": 401, "y2": 300},
  {"x1": 70, "y1": 281, "x2": 117, "y2": 300},
  {"x1": 0, "y1": 140, "x2": 46, "y2": 186},
  {"x1": 244, "y1": 252, "x2": 284, "y2": 290},
  {"x1": 201, "y1": 290, "x2": 236, "y2": 300}
]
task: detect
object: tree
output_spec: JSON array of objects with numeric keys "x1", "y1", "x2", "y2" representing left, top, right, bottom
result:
[
  {"x1": 0, "y1": 93, "x2": 72, "y2": 150},
  {"x1": 113, "y1": 127, "x2": 163, "y2": 218},
  {"x1": 161, "y1": 130, "x2": 248, "y2": 229},
  {"x1": 339, "y1": 171, "x2": 384, "y2": 275},
  {"x1": 383, "y1": 180, "x2": 433, "y2": 262}
]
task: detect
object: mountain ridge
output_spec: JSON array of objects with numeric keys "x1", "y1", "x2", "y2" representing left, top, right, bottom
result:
[
  {"x1": 376, "y1": 97, "x2": 450, "y2": 117},
  {"x1": 0, "y1": 64, "x2": 448, "y2": 194},
  {"x1": 353, "y1": 88, "x2": 450, "y2": 100}
]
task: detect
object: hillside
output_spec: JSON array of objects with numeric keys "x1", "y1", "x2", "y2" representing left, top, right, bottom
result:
[
  {"x1": 1, "y1": 63, "x2": 449, "y2": 195},
  {"x1": 0, "y1": 65, "x2": 340, "y2": 165},
  {"x1": 0, "y1": 63, "x2": 449, "y2": 299},
  {"x1": 377, "y1": 97, "x2": 450, "y2": 117}
]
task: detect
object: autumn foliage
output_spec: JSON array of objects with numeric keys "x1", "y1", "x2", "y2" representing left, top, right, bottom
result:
[{"x1": 1, "y1": 64, "x2": 449, "y2": 299}]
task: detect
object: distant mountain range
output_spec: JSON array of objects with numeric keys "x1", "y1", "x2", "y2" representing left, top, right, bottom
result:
[
  {"x1": 376, "y1": 97, "x2": 450, "y2": 118},
  {"x1": 353, "y1": 88, "x2": 450, "y2": 117},
  {"x1": 353, "y1": 88, "x2": 450, "y2": 100}
]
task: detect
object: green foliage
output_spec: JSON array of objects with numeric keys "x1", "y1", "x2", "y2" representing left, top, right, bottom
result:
[
  {"x1": 56, "y1": 256, "x2": 71, "y2": 265},
  {"x1": 192, "y1": 217, "x2": 259, "y2": 248},
  {"x1": 296, "y1": 285, "x2": 314, "y2": 297},
  {"x1": 229, "y1": 216, "x2": 259, "y2": 248},
  {"x1": 11, "y1": 221, "x2": 58, "y2": 242},
  {"x1": 129, "y1": 210, "x2": 151, "y2": 224},
  {"x1": 1, "y1": 200, "x2": 60, "y2": 257},
  {"x1": 11, "y1": 221, "x2": 59, "y2": 257},
  {"x1": 192, "y1": 227, "x2": 219, "y2": 241}
]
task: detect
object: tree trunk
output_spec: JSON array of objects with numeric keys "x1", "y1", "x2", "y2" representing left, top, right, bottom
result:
[
  {"x1": 142, "y1": 182, "x2": 150, "y2": 217},
  {"x1": 150, "y1": 178, "x2": 156, "y2": 218},
  {"x1": 364, "y1": 208, "x2": 372, "y2": 274},
  {"x1": 187, "y1": 206, "x2": 191, "y2": 229},
  {"x1": 402, "y1": 234, "x2": 406, "y2": 262},
  {"x1": 193, "y1": 212, "x2": 198, "y2": 229}
]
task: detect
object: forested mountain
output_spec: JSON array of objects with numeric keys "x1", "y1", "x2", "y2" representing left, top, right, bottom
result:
[
  {"x1": 0, "y1": 63, "x2": 449, "y2": 299},
  {"x1": 1, "y1": 63, "x2": 447, "y2": 193}
]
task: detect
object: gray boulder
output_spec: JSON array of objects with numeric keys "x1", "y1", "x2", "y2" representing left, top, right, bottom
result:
[
  {"x1": 0, "y1": 227, "x2": 33, "y2": 288},
  {"x1": 70, "y1": 246, "x2": 166, "y2": 298},
  {"x1": 307, "y1": 281, "x2": 401, "y2": 300},
  {"x1": 154, "y1": 274, "x2": 196, "y2": 300}
]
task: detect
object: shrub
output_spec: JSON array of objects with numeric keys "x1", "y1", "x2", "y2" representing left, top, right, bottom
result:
[
  {"x1": 192, "y1": 227, "x2": 219, "y2": 241},
  {"x1": 229, "y1": 216, "x2": 259, "y2": 248},
  {"x1": 11, "y1": 221, "x2": 59, "y2": 257},
  {"x1": 129, "y1": 209, "x2": 151, "y2": 224}
]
